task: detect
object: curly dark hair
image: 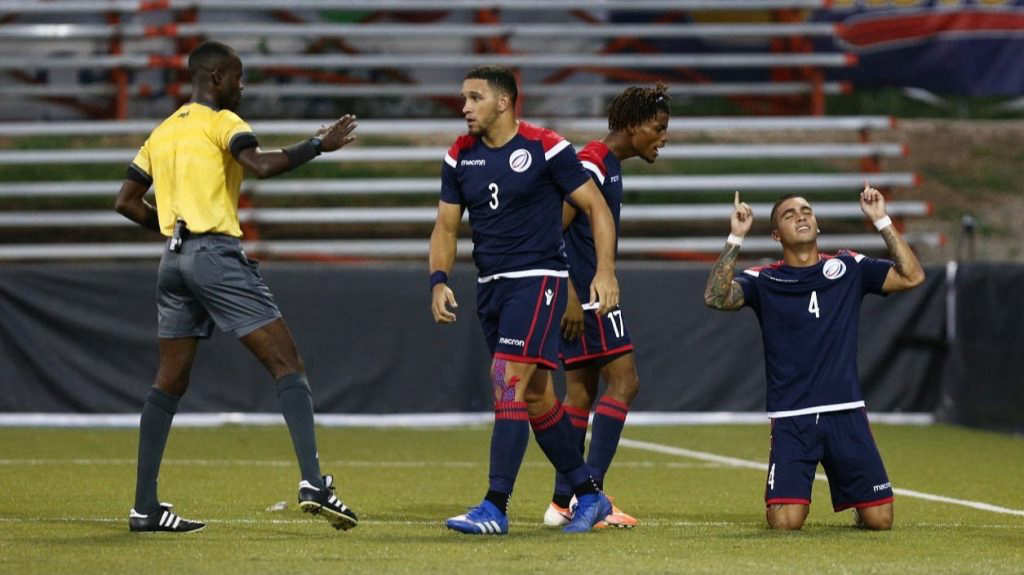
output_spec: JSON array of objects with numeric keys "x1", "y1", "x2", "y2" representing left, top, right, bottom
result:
[{"x1": 607, "y1": 82, "x2": 670, "y2": 132}]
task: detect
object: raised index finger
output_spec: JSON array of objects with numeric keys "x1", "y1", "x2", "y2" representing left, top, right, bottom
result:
[{"x1": 734, "y1": 191, "x2": 740, "y2": 207}]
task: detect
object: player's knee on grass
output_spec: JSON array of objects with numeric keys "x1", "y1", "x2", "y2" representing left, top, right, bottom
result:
[
  {"x1": 855, "y1": 503, "x2": 893, "y2": 530},
  {"x1": 766, "y1": 504, "x2": 808, "y2": 530}
]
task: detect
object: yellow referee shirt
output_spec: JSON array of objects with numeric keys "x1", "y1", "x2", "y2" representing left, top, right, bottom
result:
[{"x1": 130, "y1": 102, "x2": 257, "y2": 238}]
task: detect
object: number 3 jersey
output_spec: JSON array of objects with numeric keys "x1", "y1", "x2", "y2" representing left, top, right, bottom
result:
[
  {"x1": 733, "y1": 251, "x2": 893, "y2": 417},
  {"x1": 440, "y1": 121, "x2": 591, "y2": 278}
]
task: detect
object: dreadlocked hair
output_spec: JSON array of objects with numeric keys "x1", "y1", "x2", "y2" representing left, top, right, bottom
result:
[{"x1": 607, "y1": 82, "x2": 670, "y2": 132}]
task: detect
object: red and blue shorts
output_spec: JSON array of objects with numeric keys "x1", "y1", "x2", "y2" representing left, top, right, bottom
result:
[
  {"x1": 765, "y1": 408, "x2": 893, "y2": 512},
  {"x1": 476, "y1": 273, "x2": 567, "y2": 369}
]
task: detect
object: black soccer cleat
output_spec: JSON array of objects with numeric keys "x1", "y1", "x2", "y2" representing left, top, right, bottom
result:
[
  {"x1": 129, "y1": 503, "x2": 205, "y2": 533},
  {"x1": 298, "y1": 474, "x2": 358, "y2": 531}
]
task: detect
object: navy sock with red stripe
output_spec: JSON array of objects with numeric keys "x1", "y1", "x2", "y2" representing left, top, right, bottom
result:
[
  {"x1": 587, "y1": 396, "x2": 630, "y2": 488},
  {"x1": 487, "y1": 401, "x2": 529, "y2": 514},
  {"x1": 531, "y1": 401, "x2": 597, "y2": 496},
  {"x1": 552, "y1": 404, "x2": 589, "y2": 505}
]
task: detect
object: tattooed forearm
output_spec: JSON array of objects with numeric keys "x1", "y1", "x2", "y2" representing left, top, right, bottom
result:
[
  {"x1": 704, "y1": 243, "x2": 745, "y2": 310},
  {"x1": 880, "y1": 225, "x2": 925, "y2": 286}
]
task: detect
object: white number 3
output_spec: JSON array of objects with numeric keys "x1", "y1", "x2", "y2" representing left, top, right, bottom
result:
[
  {"x1": 808, "y1": 290, "x2": 820, "y2": 318},
  {"x1": 488, "y1": 182, "x2": 499, "y2": 210}
]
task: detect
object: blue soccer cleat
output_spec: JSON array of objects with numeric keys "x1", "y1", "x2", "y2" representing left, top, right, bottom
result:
[
  {"x1": 445, "y1": 500, "x2": 508, "y2": 535},
  {"x1": 562, "y1": 492, "x2": 612, "y2": 533}
]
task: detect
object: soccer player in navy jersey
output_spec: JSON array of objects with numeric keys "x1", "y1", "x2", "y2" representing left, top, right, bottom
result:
[
  {"x1": 543, "y1": 84, "x2": 669, "y2": 529},
  {"x1": 429, "y1": 66, "x2": 621, "y2": 535},
  {"x1": 704, "y1": 186, "x2": 925, "y2": 530}
]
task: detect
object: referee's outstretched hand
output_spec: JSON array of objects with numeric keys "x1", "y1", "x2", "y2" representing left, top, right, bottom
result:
[{"x1": 317, "y1": 114, "x2": 358, "y2": 153}]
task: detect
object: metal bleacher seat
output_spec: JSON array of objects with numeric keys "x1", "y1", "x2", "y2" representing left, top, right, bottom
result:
[{"x1": 0, "y1": 1, "x2": 938, "y2": 261}]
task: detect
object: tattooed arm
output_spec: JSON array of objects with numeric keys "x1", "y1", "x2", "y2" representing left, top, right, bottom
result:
[
  {"x1": 705, "y1": 192, "x2": 753, "y2": 310},
  {"x1": 860, "y1": 185, "x2": 926, "y2": 293}
]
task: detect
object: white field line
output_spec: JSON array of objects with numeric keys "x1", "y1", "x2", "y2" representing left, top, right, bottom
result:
[
  {"x1": 0, "y1": 458, "x2": 722, "y2": 469},
  {"x1": 0, "y1": 411, "x2": 934, "y2": 428},
  {"x1": 0, "y1": 516, "x2": 1019, "y2": 530},
  {"x1": 617, "y1": 437, "x2": 1024, "y2": 518}
]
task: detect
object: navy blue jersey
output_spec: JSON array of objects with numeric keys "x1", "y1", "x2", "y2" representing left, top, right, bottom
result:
[
  {"x1": 563, "y1": 140, "x2": 623, "y2": 294},
  {"x1": 440, "y1": 121, "x2": 591, "y2": 278},
  {"x1": 734, "y1": 251, "x2": 893, "y2": 416}
]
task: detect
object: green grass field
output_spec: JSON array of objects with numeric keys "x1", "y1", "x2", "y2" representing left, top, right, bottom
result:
[{"x1": 1, "y1": 423, "x2": 1021, "y2": 574}]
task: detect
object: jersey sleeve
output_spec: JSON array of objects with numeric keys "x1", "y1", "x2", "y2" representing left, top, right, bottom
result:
[
  {"x1": 849, "y1": 251, "x2": 893, "y2": 295},
  {"x1": 216, "y1": 111, "x2": 258, "y2": 157},
  {"x1": 547, "y1": 141, "x2": 591, "y2": 197},
  {"x1": 734, "y1": 270, "x2": 761, "y2": 311},
  {"x1": 439, "y1": 137, "x2": 467, "y2": 205},
  {"x1": 127, "y1": 139, "x2": 153, "y2": 186}
]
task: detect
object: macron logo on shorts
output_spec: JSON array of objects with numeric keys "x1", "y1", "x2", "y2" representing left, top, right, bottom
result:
[
  {"x1": 544, "y1": 288, "x2": 554, "y2": 306},
  {"x1": 499, "y1": 337, "x2": 525, "y2": 347},
  {"x1": 873, "y1": 482, "x2": 892, "y2": 492}
]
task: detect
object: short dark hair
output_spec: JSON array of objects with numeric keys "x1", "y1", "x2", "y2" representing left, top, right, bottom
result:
[
  {"x1": 464, "y1": 66, "x2": 518, "y2": 107},
  {"x1": 769, "y1": 193, "x2": 806, "y2": 228},
  {"x1": 188, "y1": 41, "x2": 237, "y2": 77},
  {"x1": 607, "y1": 82, "x2": 671, "y2": 132}
]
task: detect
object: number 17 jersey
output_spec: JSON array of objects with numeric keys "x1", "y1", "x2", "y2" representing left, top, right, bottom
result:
[{"x1": 734, "y1": 251, "x2": 893, "y2": 417}]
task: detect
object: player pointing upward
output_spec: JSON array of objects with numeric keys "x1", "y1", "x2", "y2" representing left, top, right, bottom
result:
[
  {"x1": 705, "y1": 186, "x2": 924, "y2": 530},
  {"x1": 429, "y1": 66, "x2": 619, "y2": 535}
]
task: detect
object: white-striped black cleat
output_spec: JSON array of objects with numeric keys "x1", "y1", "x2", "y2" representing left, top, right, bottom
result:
[
  {"x1": 129, "y1": 504, "x2": 205, "y2": 533},
  {"x1": 298, "y1": 474, "x2": 358, "y2": 531}
]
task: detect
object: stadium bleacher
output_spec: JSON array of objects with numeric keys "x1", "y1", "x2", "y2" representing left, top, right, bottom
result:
[{"x1": 0, "y1": 1, "x2": 937, "y2": 261}]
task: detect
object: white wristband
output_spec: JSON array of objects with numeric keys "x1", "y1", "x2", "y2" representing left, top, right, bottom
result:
[
  {"x1": 726, "y1": 234, "x2": 744, "y2": 247},
  {"x1": 873, "y1": 216, "x2": 893, "y2": 231}
]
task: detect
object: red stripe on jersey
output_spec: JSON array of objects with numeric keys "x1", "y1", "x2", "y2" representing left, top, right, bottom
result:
[
  {"x1": 577, "y1": 140, "x2": 609, "y2": 180},
  {"x1": 523, "y1": 276, "x2": 549, "y2": 355},
  {"x1": 747, "y1": 260, "x2": 784, "y2": 274},
  {"x1": 517, "y1": 121, "x2": 566, "y2": 154},
  {"x1": 445, "y1": 134, "x2": 478, "y2": 163}
]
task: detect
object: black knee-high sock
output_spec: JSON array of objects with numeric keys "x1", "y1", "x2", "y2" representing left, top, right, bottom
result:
[
  {"x1": 276, "y1": 372, "x2": 323, "y2": 489},
  {"x1": 134, "y1": 387, "x2": 180, "y2": 514}
]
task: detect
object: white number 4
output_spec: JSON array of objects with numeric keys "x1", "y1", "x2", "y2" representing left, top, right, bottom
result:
[
  {"x1": 488, "y1": 182, "x2": 499, "y2": 210},
  {"x1": 808, "y1": 290, "x2": 820, "y2": 319},
  {"x1": 767, "y1": 463, "x2": 776, "y2": 491}
]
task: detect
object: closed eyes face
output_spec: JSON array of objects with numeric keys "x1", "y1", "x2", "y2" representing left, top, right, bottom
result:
[{"x1": 772, "y1": 197, "x2": 818, "y2": 244}]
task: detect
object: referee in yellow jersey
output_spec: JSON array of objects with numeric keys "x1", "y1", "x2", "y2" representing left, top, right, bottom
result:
[{"x1": 115, "y1": 41, "x2": 358, "y2": 533}]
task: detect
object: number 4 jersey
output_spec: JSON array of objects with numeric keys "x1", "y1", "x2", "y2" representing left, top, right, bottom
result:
[
  {"x1": 440, "y1": 121, "x2": 591, "y2": 279},
  {"x1": 733, "y1": 251, "x2": 893, "y2": 417}
]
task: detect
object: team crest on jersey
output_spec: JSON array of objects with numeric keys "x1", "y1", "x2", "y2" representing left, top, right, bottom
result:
[
  {"x1": 823, "y1": 258, "x2": 847, "y2": 280},
  {"x1": 509, "y1": 149, "x2": 532, "y2": 173}
]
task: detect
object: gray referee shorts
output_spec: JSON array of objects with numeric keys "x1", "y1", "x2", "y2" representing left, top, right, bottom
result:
[{"x1": 156, "y1": 234, "x2": 282, "y2": 339}]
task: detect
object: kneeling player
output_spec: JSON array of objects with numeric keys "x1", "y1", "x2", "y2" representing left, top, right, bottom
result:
[{"x1": 704, "y1": 187, "x2": 924, "y2": 530}]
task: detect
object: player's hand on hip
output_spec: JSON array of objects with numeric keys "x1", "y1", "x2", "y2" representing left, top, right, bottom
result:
[
  {"x1": 318, "y1": 114, "x2": 358, "y2": 152},
  {"x1": 860, "y1": 182, "x2": 888, "y2": 221},
  {"x1": 731, "y1": 191, "x2": 754, "y2": 237},
  {"x1": 431, "y1": 283, "x2": 458, "y2": 324},
  {"x1": 589, "y1": 270, "x2": 620, "y2": 316},
  {"x1": 560, "y1": 285, "x2": 584, "y2": 341}
]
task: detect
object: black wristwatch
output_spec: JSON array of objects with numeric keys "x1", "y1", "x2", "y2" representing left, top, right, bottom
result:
[{"x1": 309, "y1": 136, "x2": 323, "y2": 154}]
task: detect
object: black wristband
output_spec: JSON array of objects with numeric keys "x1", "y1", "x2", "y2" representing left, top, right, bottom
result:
[
  {"x1": 283, "y1": 138, "x2": 321, "y2": 169},
  {"x1": 430, "y1": 270, "x2": 448, "y2": 289}
]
